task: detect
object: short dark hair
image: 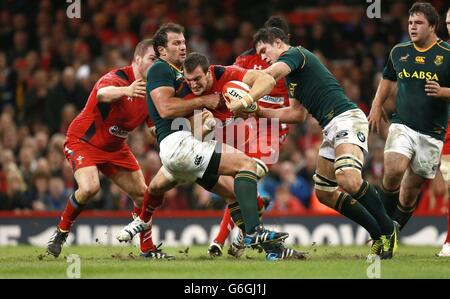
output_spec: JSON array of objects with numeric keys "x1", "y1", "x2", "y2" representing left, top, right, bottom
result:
[
  {"x1": 133, "y1": 39, "x2": 153, "y2": 60},
  {"x1": 264, "y1": 16, "x2": 289, "y2": 35},
  {"x1": 408, "y1": 2, "x2": 439, "y2": 28},
  {"x1": 254, "y1": 27, "x2": 289, "y2": 46},
  {"x1": 153, "y1": 23, "x2": 185, "y2": 57},
  {"x1": 184, "y1": 52, "x2": 210, "y2": 74}
]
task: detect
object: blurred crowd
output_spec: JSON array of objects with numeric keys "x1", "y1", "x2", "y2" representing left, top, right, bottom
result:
[{"x1": 0, "y1": 0, "x2": 448, "y2": 213}]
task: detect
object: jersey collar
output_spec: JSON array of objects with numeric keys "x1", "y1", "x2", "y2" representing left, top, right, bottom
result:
[
  {"x1": 413, "y1": 39, "x2": 438, "y2": 52},
  {"x1": 167, "y1": 61, "x2": 183, "y2": 72}
]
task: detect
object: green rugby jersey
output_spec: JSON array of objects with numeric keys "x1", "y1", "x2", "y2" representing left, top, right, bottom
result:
[
  {"x1": 277, "y1": 46, "x2": 357, "y2": 128},
  {"x1": 383, "y1": 40, "x2": 450, "y2": 140},
  {"x1": 146, "y1": 59, "x2": 188, "y2": 143}
]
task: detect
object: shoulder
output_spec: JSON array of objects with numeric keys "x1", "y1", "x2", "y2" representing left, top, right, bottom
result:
[
  {"x1": 114, "y1": 65, "x2": 134, "y2": 82},
  {"x1": 390, "y1": 41, "x2": 412, "y2": 55},
  {"x1": 96, "y1": 67, "x2": 130, "y2": 88},
  {"x1": 436, "y1": 40, "x2": 450, "y2": 54},
  {"x1": 281, "y1": 46, "x2": 307, "y2": 59},
  {"x1": 149, "y1": 59, "x2": 171, "y2": 73},
  {"x1": 278, "y1": 46, "x2": 307, "y2": 69},
  {"x1": 222, "y1": 65, "x2": 247, "y2": 81},
  {"x1": 211, "y1": 64, "x2": 226, "y2": 79},
  {"x1": 234, "y1": 48, "x2": 259, "y2": 68},
  {"x1": 147, "y1": 59, "x2": 177, "y2": 82}
]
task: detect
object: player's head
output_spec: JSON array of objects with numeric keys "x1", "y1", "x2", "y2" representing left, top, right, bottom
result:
[
  {"x1": 264, "y1": 16, "x2": 290, "y2": 36},
  {"x1": 153, "y1": 23, "x2": 186, "y2": 66},
  {"x1": 254, "y1": 27, "x2": 289, "y2": 64},
  {"x1": 446, "y1": 7, "x2": 450, "y2": 36},
  {"x1": 133, "y1": 39, "x2": 156, "y2": 79},
  {"x1": 408, "y1": 2, "x2": 439, "y2": 44},
  {"x1": 183, "y1": 52, "x2": 212, "y2": 96}
]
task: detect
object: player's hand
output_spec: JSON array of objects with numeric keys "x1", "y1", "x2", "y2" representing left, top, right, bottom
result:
[
  {"x1": 233, "y1": 105, "x2": 259, "y2": 119},
  {"x1": 202, "y1": 94, "x2": 221, "y2": 110},
  {"x1": 201, "y1": 109, "x2": 214, "y2": 123},
  {"x1": 425, "y1": 80, "x2": 445, "y2": 97},
  {"x1": 127, "y1": 79, "x2": 146, "y2": 98},
  {"x1": 223, "y1": 93, "x2": 245, "y2": 113},
  {"x1": 368, "y1": 104, "x2": 387, "y2": 134}
]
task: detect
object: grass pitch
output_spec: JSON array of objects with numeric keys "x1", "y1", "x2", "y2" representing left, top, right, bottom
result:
[{"x1": 0, "y1": 245, "x2": 449, "y2": 279}]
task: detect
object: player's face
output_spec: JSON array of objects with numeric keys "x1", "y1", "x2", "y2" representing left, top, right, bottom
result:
[
  {"x1": 256, "y1": 41, "x2": 281, "y2": 65},
  {"x1": 139, "y1": 47, "x2": 157, "y2": 79},
  {"x1": 163, "y1": 32, "x2": 186, "y2": 66},
  {"x1": 184, "y1": 66, "x2": 211, "y2": 95},
  {"x1": 408, "y1": 13, "x2": 434, "y2": 44},
  {"x1": 446, "y1": 11, "x2": 450, "y2": 36}
]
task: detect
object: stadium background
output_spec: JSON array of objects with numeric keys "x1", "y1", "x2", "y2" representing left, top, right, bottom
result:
[{"x1": 0, "y1": 0, "x2": 448, "y2": 247}]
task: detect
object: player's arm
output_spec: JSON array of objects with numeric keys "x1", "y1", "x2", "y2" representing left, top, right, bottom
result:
[
  {"x1": 97, "y1": 79, "x2": 146, "y2": 103},
  {"x1": 149, "y1": 63, "x2": 219, "y2": 118},
  {"x1": 257, "y1": 98, "x2": 307, "y2": 124},
  {"x1": 264, "y1": 61, "x2": 292, "y2": 82},
  {"x1": 425, "y1": 80, "x2": 450, "y2": 101},
  {"x1": 150, "y1": 86, "x2": 217, "y2": 118},
  {"x1": 369, "y1": 49, "x2": 397, "y2": 133},
  {"x1": 241, "y1": 70, "x2": 276, "y2": 106},
  {"x1": 368, "y1": 79, "x2": 396, "y2": 133}
]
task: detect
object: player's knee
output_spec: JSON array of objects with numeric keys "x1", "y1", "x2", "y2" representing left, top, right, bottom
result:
[
  {"x1": 149, "y1": 181, "x2": 165, "y2": 196},
  {"x1": 253, "y1": 158, "x2": 269, "y2": 179},
  {"x1": 334, "y1": 154, "x2": 363, "y2": 194},
  {"x1": 383, "y1": 167, "x2": 404, "y2": 187},
  {"x1": 78, "y1": 181, "x2": 100, "y2": 200},
  {"x1": 236, "y1": 156, "x2": 257, "y2": 174},
  {"x1": 335, "y1": 171, "x2": 362, "y2": 195}
]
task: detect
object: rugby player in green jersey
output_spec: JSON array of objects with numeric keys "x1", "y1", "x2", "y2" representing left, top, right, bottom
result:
[
  {"x1": 117, "y1": 23, "x2": 290, "y2": 256},
  {"x1": 369, "y1": 3, "x2": 450, "y2": 236},
  {"x1": 241, "y1": 27, "x2": 397, "y2": 260}
]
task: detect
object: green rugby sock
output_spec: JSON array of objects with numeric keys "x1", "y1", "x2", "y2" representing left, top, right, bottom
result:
[
  {"x1": 234, "y1": 171, "x2": 260, "y2": 234},
  {"x1": 353, "y1": 181, "x2": 394, "y2": 235},
  {"x1": 378, "y1": 184, "x2": 399, "y2": 218},
  {"x1": 335, "y1": 192, "x2": 381, "y2": 240},
  {"x1": 228, "y1": 202, "x2": 245, "y2": 231},
  {"x1": 392, "y1": 201, "x2": 416, "y2": 230}
]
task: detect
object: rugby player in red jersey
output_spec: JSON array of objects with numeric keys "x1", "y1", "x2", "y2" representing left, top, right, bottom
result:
[
  {"x1": 46, "y1": 39, "x2": 173, "y2": 259},
  {"x1": 116, "y1": 23, "x2": 291, "y2": 261},
  {"x1": 183, "y1": 52, "x2": 307, "y2": 260},
  {"x1": 207, "y1": 17, "x2": 307, "y2": 258}
]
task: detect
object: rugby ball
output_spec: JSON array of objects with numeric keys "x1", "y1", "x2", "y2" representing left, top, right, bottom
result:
[{"x1": 222, "y1": 81, "x2": 258, "y2": 113}]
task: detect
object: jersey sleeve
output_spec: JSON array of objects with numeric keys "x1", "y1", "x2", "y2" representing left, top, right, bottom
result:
[
  {"x1": 277, "y1": 47, "x2": 306, "y2": 72},
  {"x1": 382, "y1": 48, "x2": 397, "y2": 81},
  {"x1": 96, "y1": 73, "x2": 128, "y2": 90},
  {"x1": 147, "y1": 63, "x2": 175, "y2": 92}
]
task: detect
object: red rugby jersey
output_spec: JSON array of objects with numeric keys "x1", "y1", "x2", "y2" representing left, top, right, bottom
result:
[{"x1": 67, "y1": 65, "x2": 152, "y2": 152}]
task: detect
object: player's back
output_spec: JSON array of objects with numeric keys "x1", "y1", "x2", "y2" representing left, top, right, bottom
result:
[
  {"x1": 67, "y1": 65, "x2": 150, "y2": 152},
  {"x1": 279, "y1": 46, "x2": 356, "y2": 128}
]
